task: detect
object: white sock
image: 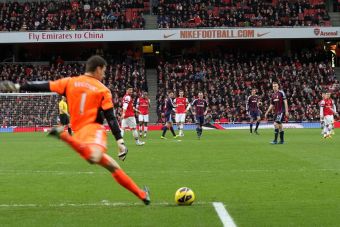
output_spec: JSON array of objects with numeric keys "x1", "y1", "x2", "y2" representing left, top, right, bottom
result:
[
  {"x1": 327, "y1": 125, "x2": 332, "y2": 135},
  {"x1": 144, "y1": 126, "x2": 148, "y2": 134},
  {"x1": 133, "y1": 129, "x2": 139, "y2": 140},
  {"x1": 323, "y1": 125, "x2": 329, "y2": 135}
]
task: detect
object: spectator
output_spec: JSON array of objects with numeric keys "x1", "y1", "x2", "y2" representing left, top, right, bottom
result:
[
  {"x1": 156, "y1": 0, "x2": 331, "y2": 28},
  {"x1": 157, "y1": 49, "x2": 339, "y2": 122},
  {"x1": 0, "y1": 0, "x2": 145, "y2": 31}
]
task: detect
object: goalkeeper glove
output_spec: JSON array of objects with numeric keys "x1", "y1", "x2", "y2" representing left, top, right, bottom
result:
[
  {"x1": 117, "y1": 139, "x2": 128, "y2": 161},
  {"x1": 0, "y1": 81, "x2": 20, "y2": 92}
]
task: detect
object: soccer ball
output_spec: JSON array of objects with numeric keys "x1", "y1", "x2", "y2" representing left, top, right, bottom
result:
[{"x1": 175, "y1": 187, "x2": 195, "y2": 205}]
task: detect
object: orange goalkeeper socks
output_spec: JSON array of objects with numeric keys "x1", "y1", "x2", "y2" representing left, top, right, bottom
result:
[{"x1": 112, "y1": 169, "x2": 146, "y2": 200}]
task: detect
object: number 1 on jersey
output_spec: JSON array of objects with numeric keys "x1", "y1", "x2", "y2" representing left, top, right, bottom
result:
[{"x1": 80, "y1": 92, "x2": 87, "y2": 114}]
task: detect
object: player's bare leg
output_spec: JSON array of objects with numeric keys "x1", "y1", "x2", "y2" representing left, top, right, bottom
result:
[{"x1": 48, "y1": 127, "x2": 150, "y2": 205}]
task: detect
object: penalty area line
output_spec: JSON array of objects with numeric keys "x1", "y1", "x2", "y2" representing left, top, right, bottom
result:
[{"x1": 213, "y1": 202, "x2": 237, "y2": 227}]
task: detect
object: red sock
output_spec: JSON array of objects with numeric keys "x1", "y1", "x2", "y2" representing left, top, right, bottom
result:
[
  {"x1": 60, "y1": 132, "x2": 91, "y2": 159},
  {"x1": 112, "y1": 169, "x2": 146, "y2": 200}
]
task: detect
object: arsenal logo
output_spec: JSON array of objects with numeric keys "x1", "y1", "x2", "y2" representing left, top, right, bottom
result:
[{"x1": 314, "y1": 28, "x2": 320, "y2": 36}]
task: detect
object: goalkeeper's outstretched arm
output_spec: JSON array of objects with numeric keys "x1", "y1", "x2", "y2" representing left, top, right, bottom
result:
[
  {"x1": 0, "y1": 80, "x2": 50, "y2": 92},
  {"x1": 20, "y1": 81, "x2": 51, "y2": 92}
]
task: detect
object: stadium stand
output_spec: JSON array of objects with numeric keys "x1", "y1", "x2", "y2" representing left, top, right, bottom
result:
[
  {"x1": 0, "y1": 55, "x2": 147, "y2": 127},
  {"x1": 156, "y1": 0, "x2": 331, "y2": 28},
  {"x1": 0, "y1": 0, "x2": 146, "y2": 31},
  {"x1": 156, "y1": 49, "x2": 340, "y2": 123}
]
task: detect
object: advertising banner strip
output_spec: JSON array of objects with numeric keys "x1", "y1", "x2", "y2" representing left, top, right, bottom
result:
[
  {"x1": 3, "y1": 122, "x2": 338, "y2": 133},
  {"x1": 0, "y1": 27, "x2": 339, "y2": 43}
]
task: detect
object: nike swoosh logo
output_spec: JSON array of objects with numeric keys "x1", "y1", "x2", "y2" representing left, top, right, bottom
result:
[
  {"x1": 257, "y1": 32, "x2": 270, "y2": 37},
  {"x1": 163, "y1": 33, "x2": 176, "y2": 39}
]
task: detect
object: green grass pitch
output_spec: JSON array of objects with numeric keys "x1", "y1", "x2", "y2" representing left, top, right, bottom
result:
[{"x1": 1, "y1": 129, "x2": 340, "y2": 227}]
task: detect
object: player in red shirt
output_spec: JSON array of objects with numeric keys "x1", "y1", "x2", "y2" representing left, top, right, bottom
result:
[
  {"x1": 320, "y1": 91, "x2": 338, "y2": 138},
  {"x1": 121, "y1": 86, "x2": 145, "y2": 145},
  {"x1": 174, "y1": 90, "x2": 190, "y2": 137},
  {"x1": 136, "y1": 91, "x2": 150, "y2": 138},
  {"x1": 0, "y1": 55, "x2": 150, "y2": 205}
]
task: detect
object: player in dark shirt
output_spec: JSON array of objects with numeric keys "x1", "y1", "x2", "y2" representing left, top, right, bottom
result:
[
  {"x1": 246, "y1": 88, "x2": 261, "y2": 134},
  {"x1": 191, "y1": 91, "x2": 208, "y2": 139},
  {"x1": 161, "y1": 90, "x2": 177, "y2": 139},
  {"x1": 264, "y1": 82, "x2": 289, "y2": 144}
]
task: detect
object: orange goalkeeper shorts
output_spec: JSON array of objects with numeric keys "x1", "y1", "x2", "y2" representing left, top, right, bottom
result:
[{"x1": 73, "y1": 123, "x2": 107, "y2": 152}]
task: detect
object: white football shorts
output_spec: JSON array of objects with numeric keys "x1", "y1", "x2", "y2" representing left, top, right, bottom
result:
[
  {"x1": 122, "y1": 117, "x2": 137, "y2": 129},
  {"x1": 138, "y1": 114, "x2": 149, "y2": 122},
  {"x1": 324, "y1": 115, "x2": 334, "y2": 125},
  {"x1": 175, "y1": 113, "x2": 186, "y2": 123}
]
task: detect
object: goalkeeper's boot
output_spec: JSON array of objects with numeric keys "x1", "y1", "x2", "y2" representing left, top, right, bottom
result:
[
  {"x1": 142, "y1": 186, "x2": 151, "y2": 205},
  {"x1": 270, "y1": 140, "x2": 278, "y2": 144},
  {"x1": 161, "y1": 136, "x2": 167, "y2": 139},
  {"x1": 278, "y1": 141, "x2": 284, "y2": 144},
  {"x1": 48, "y1": 126, "x2": 64, "y2": 139}
]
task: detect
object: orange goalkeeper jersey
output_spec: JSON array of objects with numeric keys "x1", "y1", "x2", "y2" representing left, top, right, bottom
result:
[{"x1": 50, "y1": 75, "x2": 113, "y2": 132}]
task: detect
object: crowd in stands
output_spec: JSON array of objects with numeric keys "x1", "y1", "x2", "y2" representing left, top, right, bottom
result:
[
  {"x1": 156, "y1": 0, "x2": 331, "y2": 28},
  {"x1": 0, "y1": 54, "x2": 147, "y2": 127},
  {"x1": 1, "y1": 48, "x2": 340, "y2": 126},
  {"x1": 333, "y1": 0, "x2": 340, "y2": 12},
  {"x1": 0, "y1": 94, "x2": 59, "y2": 127},
  {"x1": 0, "y1": 0, "x2": 145, "y2": 31},
  {"x1": 156, "y1": 49, "x2": 340, "y2": 123}
]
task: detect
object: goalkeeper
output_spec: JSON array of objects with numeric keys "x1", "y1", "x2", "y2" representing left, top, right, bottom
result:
[{"x1": 0, "y1": 55, "x2": 150, "y2": 205}]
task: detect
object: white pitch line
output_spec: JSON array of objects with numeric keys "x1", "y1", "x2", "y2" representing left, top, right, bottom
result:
[
  {"x1": 213, "y1": 202, "x2": 237, "y2": 227},
  {"x1": 0, "y1": 201, "x2": 210, "y2": 208},
  {"x1": 1, "y1": 168, "x2": 340, "y2": 176}
]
